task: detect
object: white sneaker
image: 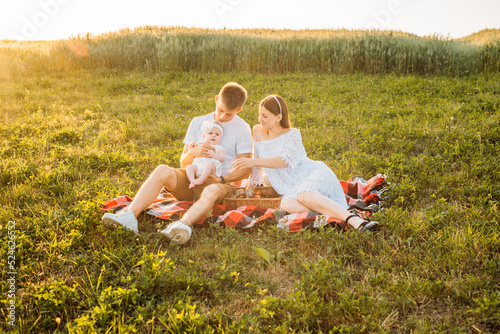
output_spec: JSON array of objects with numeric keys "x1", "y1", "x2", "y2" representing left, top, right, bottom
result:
[
  {"x1": 102, "y1": 210, "x2": 139, "y2": 234},
  {"x1": 160, "y1": 221, "x2": 192, "y2": 245}
]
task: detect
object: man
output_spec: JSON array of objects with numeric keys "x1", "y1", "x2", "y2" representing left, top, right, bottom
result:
[{"x1": 102, "y1": 82, "x2": 252, "y2": 244}]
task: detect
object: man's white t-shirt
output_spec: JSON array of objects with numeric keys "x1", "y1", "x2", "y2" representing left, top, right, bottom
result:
[{"x1": 184, "y1": 112, "x2": 252, "y2": 176}]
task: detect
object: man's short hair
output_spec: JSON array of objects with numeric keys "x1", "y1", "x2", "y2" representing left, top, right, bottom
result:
[{"x1": 219, "y1": 82, "x2": 247, "y2": 111}]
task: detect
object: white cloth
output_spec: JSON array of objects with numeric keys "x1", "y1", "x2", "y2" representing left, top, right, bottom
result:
[
  {"x1": 201, "y1": 121, "x2": 223, "y2": 135},
  {"x1": 184, "y1": 112, "x2": 252, "y2": 176},
  {"x1": 252, "y1": 128, "x2": 348, "y2": 209},
  {"x1": 191, "y1": 144, "x2": 225, "y2": 177}
]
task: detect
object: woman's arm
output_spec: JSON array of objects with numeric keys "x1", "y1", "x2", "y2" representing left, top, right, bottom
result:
[
  {"x1": 234, "y1": 124, "x2": 289, "y2": 170},
  {"x1": 233, "y1": 156, "x2": 288, "y2": 170}
]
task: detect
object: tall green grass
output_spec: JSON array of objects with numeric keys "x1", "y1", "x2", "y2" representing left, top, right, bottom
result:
[{"x1": 3, "y1": 26, "x2": 500, "y2": 75}]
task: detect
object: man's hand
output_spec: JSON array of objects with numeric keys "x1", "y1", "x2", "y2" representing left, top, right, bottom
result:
[
  {"x1": 189, "y1": 142, "x2": 215, "y2": 158},
  {"x1": 181, "y1": 143, "x2": 215, "y2": 168}
]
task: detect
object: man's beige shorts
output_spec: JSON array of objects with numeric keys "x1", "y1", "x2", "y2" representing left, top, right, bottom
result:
[{"x1": 166, "y1": 168, "x2": 230, "y2": 204}]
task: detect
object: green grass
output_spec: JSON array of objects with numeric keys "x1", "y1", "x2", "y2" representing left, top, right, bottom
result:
[
  {"x1": 2, "y1": 27, "x2": 500, "y2": 76},
  {"x1": 0, "y1": 63, "x2": 499, "y2": 332}
]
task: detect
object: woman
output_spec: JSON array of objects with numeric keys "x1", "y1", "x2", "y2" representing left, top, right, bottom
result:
[{"x1": 233, "y1": 95, "x2": 378, "y2": 231}]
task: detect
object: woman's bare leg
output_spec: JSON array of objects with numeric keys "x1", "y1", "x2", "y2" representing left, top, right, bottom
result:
[
  {"x1": 281, "y1": 197, "x2": 311, "y2": 213},
  {"x1": 294, "y1": 191, "x2": 365, "y2": 229}
]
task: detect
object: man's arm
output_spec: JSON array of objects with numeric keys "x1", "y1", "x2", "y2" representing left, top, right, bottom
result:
[
  {"x1": 180, "y1": 144, "x2": 194, "y2": 168},
  {"x1": 222, "y1": 152, "x2": 252, "y2": 183}
]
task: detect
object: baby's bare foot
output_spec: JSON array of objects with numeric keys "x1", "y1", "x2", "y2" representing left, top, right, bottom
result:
[{"x1": 189, "y1": 179, "x2": 203, "y2": 188}]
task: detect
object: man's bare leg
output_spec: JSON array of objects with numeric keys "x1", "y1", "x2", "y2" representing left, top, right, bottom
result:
[
  {"x1": 181, "y1": 184, "x2": 222, "y2": 225},
  {"x1": 127, "y1": 165, "x2": 178, "y2": 217},
  {"x1": 102, "y1": 165, "x2": 178, "y2": 233},
  {"x1": 160, "y1": 184, "x2": 223, "y2": 244}
]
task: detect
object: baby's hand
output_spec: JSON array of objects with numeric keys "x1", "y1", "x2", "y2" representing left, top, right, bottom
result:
[{"x1": 189, "y1": 141, "x2": 197, "y2": 149}]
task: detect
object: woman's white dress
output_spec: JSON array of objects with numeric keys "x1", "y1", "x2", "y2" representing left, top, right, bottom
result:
[{"x1": 251, "y1": 128, "x2": 348, "y2": 209}]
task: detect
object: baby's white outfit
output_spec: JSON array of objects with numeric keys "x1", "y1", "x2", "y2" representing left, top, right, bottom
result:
[{"x1": 192, "y1": 144, "x2": 225, "y2": 177}]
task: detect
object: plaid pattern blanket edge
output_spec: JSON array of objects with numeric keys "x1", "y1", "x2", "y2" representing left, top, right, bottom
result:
[{"x1": 100, "y1": 174, "x2": 387, "y2": 233}]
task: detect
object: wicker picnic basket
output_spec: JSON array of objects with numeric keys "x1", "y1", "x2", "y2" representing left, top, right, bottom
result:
[{"x1": 223, "y1": 186, "x2": 282, "y2": 209}]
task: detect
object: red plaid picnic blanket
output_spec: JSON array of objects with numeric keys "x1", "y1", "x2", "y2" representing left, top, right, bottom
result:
[{"x1": 100, "y1": 174, "x2": 387, "y2": 233}]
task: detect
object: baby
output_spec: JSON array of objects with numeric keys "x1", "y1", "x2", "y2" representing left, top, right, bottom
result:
[{"x1": 186, "y1": 121, "x2": 226, "y2": 188}]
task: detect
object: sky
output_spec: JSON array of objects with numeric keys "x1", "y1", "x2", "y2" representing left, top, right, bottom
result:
[{"x1": 1, "y1": 0, "x2": 499, "y2": 41}]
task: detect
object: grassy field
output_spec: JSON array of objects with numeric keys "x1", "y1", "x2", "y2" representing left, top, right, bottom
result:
[
  {"x1": 1, "y1": 29, "x2": 500, "y2": 333},
  {"x1": 2, "y1": 27, "x2": 500, "y2": 76}
]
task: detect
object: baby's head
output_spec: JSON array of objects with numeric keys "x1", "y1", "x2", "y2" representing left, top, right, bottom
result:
[{"x1": 201, "y1": 121, "x2": 223, "y2": 145}]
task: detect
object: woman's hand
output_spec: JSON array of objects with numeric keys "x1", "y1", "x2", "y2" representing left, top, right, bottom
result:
[{"x1": 233, "y1": 157, "x2": 254, "y2": 170}]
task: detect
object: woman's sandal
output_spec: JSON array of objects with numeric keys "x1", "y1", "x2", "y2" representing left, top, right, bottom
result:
[
  {"x1": 348, "y1": 201, "x2": 379, "y2": 213},
  {"x1": 366, "y1": 203, "x2": 380, "y2": 213},
  {"x1": 345, "y1": 214, "x2": 379, "y2": 232}
]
